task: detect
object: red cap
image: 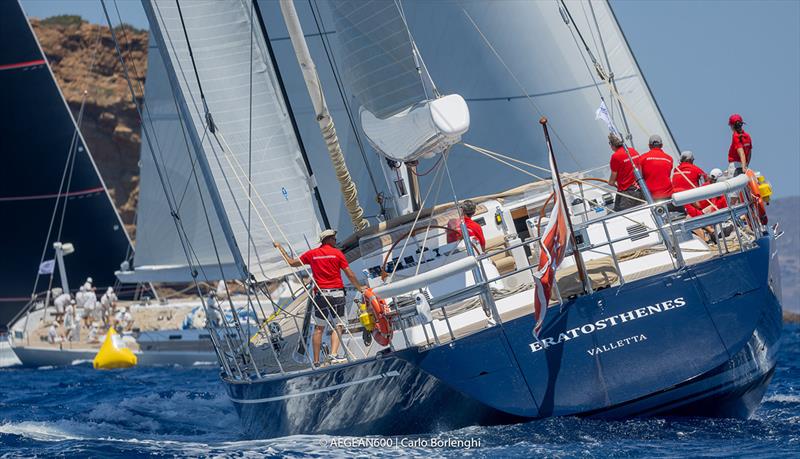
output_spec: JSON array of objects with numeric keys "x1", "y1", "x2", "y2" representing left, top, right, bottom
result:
[{"x1": 728, "y1": 114, "x2": 744, "y2": 125}]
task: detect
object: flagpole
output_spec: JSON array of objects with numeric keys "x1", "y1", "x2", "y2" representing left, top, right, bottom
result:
[{"x1": 539, "y1": 117, "x2": 592, "y2": 295}]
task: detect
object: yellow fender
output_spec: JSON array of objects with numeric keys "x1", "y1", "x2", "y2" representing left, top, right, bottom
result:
[{"x1": 93, "y1": 327, "x2": 137, "y2": 370}]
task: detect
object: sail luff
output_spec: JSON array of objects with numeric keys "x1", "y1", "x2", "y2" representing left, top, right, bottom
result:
[
  {"x1": 141, "y1": 0, "x2": 249, "y2": 280},
  {"x1": 139, "y1": 0, "x2": 324, "y2": 281}
]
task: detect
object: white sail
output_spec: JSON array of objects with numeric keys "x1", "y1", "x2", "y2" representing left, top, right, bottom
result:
[
  {"x1": 118, "y1": 34, "x2": 238, "y2": 283},
  {"x1": 258, "y1": 0, "x2": 678, "y2": 234},
  {"x1": 139, "y1": 0, "x2": 321, "y2": 281},
  {"x1": 329, "y1": 0, "x2": 469, "y2": 162},
  {"x1": 388, "y1": 0, "x2": 679, "y2": 167}
]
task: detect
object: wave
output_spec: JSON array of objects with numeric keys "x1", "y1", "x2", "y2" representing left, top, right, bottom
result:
[{"x1": 763, "y1": 394, "x2": 800, "y2": 404}]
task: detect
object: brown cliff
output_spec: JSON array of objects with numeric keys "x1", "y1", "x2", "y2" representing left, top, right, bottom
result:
[{"x1": 31, "y1": 15, "x2": 146, "y2": 240}]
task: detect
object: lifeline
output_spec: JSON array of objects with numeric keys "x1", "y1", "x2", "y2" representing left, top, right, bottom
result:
[{"x1": 529, "y1": 297, "x2": 687, "y2": 353}]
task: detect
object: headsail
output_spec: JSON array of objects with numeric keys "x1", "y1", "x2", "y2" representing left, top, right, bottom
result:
[
  {"x1": 131, "y1": 0, "x2": 322, "y2": 282},
  {"x1": 117, "y1": 34, "x2": 237, "y2": 283},
  {"x1": 322, "y1": 0, "x2": 677, "y2": 185}
]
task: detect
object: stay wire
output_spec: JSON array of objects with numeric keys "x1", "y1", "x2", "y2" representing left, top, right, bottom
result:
[
  {"x1": 308, "y1": 0, "x2": 381, "y2": 200},
  {"x1": 101, "y1": 0, "x2": 240, "y2": 378}
]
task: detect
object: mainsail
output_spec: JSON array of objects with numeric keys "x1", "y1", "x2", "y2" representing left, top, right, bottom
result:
[
  {"x1": 129, "y1": 0, "x2": 322, "y2": 282},
  {"x1": 320, "y1": 0, "x2": 677, "y2": 201},
  {"x1": 0, "y1": 0, "x2": 131, "y2": 326}
]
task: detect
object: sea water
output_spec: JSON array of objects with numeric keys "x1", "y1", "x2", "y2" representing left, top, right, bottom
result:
[{"x1": 1, "y1": 325, "x2": 798, "y2": 458}]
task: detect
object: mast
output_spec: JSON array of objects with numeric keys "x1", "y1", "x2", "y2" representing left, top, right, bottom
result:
[
  {"x1": 252, "y1": 1, "x2": 330, "y2": 230},
  {"x1": 278, "y1": 0, "x2": 369, "y2": 232}
]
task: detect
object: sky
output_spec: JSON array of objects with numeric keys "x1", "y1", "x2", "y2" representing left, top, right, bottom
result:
[{"x1": 20, "y1": 0, "x2": 800, "y2": 198}]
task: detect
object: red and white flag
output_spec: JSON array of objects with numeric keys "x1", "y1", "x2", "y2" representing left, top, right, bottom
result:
[{"x1": 532, "y1": 153, "x2": 570, "y2": 339}]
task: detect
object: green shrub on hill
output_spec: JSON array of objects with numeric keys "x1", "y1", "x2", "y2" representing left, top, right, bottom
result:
[{"x1": 40, "y1": 15, "x2": 84, "y2": 28}]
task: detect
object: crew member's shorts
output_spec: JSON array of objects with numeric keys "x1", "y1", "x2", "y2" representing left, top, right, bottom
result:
[
  {"x1": 313, "y1": 291, "x2": 346, "y2": 325},
  {"x1": 613, "y1": 186, "x2": 643, "y2": 212}
]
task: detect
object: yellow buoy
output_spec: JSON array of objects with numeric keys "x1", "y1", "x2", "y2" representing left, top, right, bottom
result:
[{"x1": 93, "y1": 327, "x2": 137, "y2": 369}]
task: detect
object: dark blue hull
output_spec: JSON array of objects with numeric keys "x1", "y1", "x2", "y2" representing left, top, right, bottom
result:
[{"x1": 225, "y1": 235, "x2": 782, "y2": 438}]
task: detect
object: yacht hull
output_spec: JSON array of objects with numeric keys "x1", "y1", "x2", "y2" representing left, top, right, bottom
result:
[
  {"x1": 225, "y1": 236, "x2": 782, "y2": 438},
  {"x1": 11, "y1": 345, "x2": 217, "y2": 367}
]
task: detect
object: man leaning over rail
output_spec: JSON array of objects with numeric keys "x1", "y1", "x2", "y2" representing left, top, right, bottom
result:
[{"x1": 274, "y1": 230, "x2": 366, "y2": 367}]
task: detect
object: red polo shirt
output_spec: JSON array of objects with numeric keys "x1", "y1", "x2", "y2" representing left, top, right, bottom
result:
[
  {"x1": 639, "y1": 148, "x2": 674, "y2": 199},
  {"x1": 672, "y1": 162, "x2": 707, "y2": 193},
  {"x1": 728, "y1": 131, "x2": 752, "y2": 164},
  {"x1": 446, "y1": 216, "x2": 486, "y2": 250},
  {"x1": 299, "y1": 244, "x2": 349, "y2": 289},
  {"x1": 609, "y1": 146, "x2": 641, "y2": 191}
]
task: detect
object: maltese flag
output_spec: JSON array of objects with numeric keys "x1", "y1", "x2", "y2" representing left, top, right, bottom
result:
[{"x1": 532, "y1": 153, "x2": 570, "y2": 339}]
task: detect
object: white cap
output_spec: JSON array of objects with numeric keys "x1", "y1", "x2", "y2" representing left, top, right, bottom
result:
[
  {"x1": 70, "y1": 299, "x2": 76, "y2": 304},
  {"x1": 318, "y1": 229, "x2": 337, "y2": 242},
  {"x1": 86, "y1": 277, "x2": 93, "y2": 284},
  {"x1": 107, "y1": 287, "x2": 114, "y2": 294},
  {"x1": 79, "y1": 286, "x2": 85, "y2": 292},
  {"x1": 709, "y1": 168, "x2": 723, "y2": 179},
  {"x1": 679, "y1": 150, "x2": 694, "y2": 162}
]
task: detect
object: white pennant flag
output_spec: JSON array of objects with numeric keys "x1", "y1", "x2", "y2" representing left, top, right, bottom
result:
[
  {"x1": 595, "y1": 100, "x2": 614, "y2": 132},
  {"x1": 38, "y1": 259, "x2": 55, "y2": 275}
]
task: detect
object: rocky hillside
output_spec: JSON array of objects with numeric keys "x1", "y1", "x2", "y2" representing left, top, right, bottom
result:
[{"x1": 31, "y1": 15, "x2": 146, "y2": 239}]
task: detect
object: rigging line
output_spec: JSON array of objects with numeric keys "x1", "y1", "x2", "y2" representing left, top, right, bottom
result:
[
  {"x1": 462, "y1": 143, "x2": 647, "y2": 208},
  {"x1": 245, "y1": 0, "x2": 274, "y2": 335},
  {"x1": 461, "y1": 8, "x2": 582, "y2": 170},
  {"x1": 461, "y1": 143, "x2": 548, "y2": 181},
  {"x1": 209, "y1": 127, "x2": 368, "y2": 358},
  {"x1": 413, "y1": 150, "x2": 450, "y2": 277},
  {"x1": 462, "y1": 142, "x2": 550, "y2": 174},
  {"x1": 393, "y1": 0, "x2": 437, "y2": 97},
  {"x1": 564, "y1": 9, "x2": 604, "y2": 100},
  {"x1": 210, "y1": 131, "x2": 368, "y2": 359},
  {"x1": 588, "y1": 0, "x2": 633, "y2": 141},
  {"x1": 309, "y1": 0, "x2": 381, "y2": 199},
  {"x1": 163, "y1": 3, "x2": 363, "y2": 361},
  {"x1": 152, "y1": 4, "x2": 273, "y2": 284},
  {"x1": 174, "y1": 0, "x2": 213, "y2": 129},
  {"x1": 385, "y1": 155, "x2": 448, "y2": 283},
  {"x1": 114, "y1": 0, "x2": 182, "y2": 211},
  {"x1": 103, "y1": 1, "x2": 240, "y2": 379},
  {"x1": 29, "y1": 22, "x2": 103, "y2": 313},
  {"x1": 248, "y1": 0, "x2": 254, "y2": 278},
  {"x1": 559, "y1": 2, "x2": 702, "y2": 199}
]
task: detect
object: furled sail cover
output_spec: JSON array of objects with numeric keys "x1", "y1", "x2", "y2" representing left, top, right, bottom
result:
[
  {"x1": 117, "y1": 34, "x2": 238, "y2": 283},
  {"x1": 145, "y1": 0, "x2": 321, "y2": 281},
  {"x1": 319, "y1": 0, "x2": 677, "y2": 196},
  {"x1": 330, "y1": 0, "x2": 469, "y2": 162}
]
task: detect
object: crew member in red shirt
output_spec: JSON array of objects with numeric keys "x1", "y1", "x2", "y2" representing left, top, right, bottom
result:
[
  {"x1": 727, "y1": 114, "x2": 752, "y2": 176},
  {"x1": 275, "y1": 229, "x2": 365, "y2": 367},
  {"x1": 446, "y1": 200, "x2": 486, "y2": 251},
  {"x1": 639, "y1": 135, "x2": 675, "y2": 198},
  {"x1": 672, "y1": 150, "x2": 708, "y2": 217},
  {"x1": 607, "y1": 133, "x2": 642, "y2": 211}
]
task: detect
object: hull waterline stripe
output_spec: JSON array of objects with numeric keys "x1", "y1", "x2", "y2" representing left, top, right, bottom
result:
[
  {"x1": 0, "y1": 187, "x2": 104, "y2": 202},
  {"x1": 228, "y1": 370, "x2": 401, "y2": 404},
  {"x1": 0, "y1": 59, "x2": 45, "y2": 71}
]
